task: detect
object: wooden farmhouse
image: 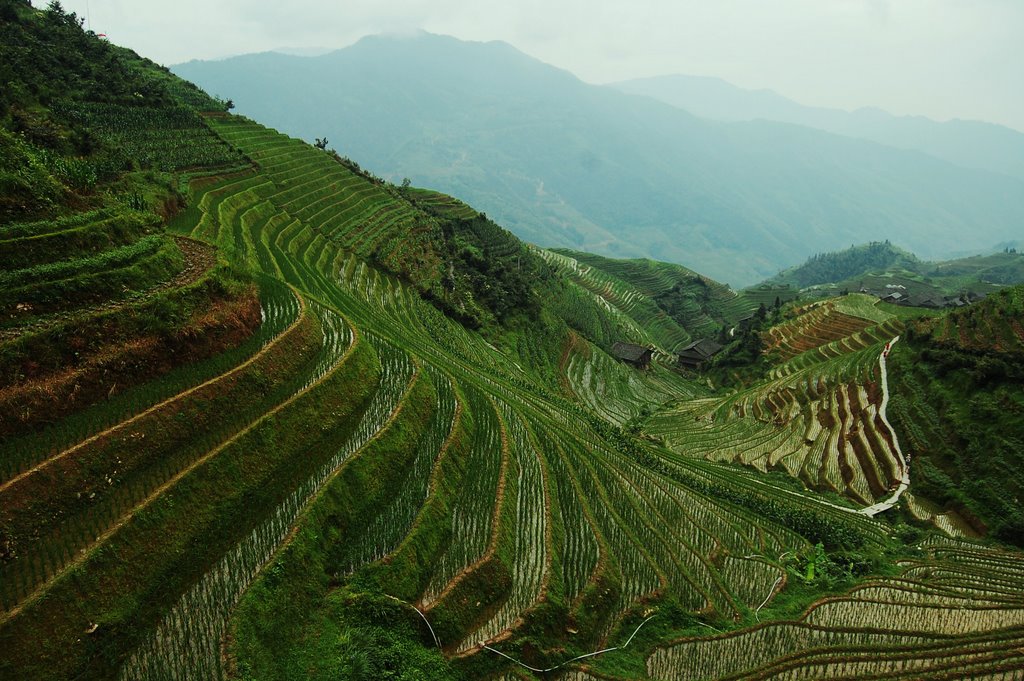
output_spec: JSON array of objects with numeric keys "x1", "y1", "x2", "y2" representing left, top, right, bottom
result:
[
  {"x1": 736, "y1": 313, "x2": 756, "y2": 330},
  {"x1": 677, "y1": 338, "x2": 723, "y2": 370},
  {"x1": 611, "y1": 342, "x2": 654, "y2": 369},
  {"x1": 905, "y1": 293, "x2": 946, "y2": 309}
]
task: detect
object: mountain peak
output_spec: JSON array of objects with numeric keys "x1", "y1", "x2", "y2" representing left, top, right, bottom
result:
[
  {"x1": 615, "y1": 75, "x2": 1024, "y2": 180},
  {"x1": 173, "y1": 37, "x2": 1024, "y2": 286}
]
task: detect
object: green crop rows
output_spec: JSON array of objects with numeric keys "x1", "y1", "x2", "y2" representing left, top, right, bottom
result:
[
  {"x1": 650, "y1": 537, "x2": 1024, "y2": 680},
  {"x1": 4, "y1": 99, "x2": 1024, "y2": 681}
]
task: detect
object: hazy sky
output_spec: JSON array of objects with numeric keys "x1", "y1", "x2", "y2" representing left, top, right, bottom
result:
[{"x1": 55, "y1": 0, "x2": 1024, "y2": 131}]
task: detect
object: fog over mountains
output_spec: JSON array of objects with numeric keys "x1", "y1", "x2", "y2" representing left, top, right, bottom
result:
[
  {"x1": 613, "y1": 74, "x2": 1024, "y2": 183},
  {"x1": 174, "y1": 32, "x2": 1024, "y2": 285}
]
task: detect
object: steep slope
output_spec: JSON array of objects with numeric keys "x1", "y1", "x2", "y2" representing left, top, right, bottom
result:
[
  {"x1": 542, "y1": 247, "x2": 757, "y2": 349},
  {"x1": 614, "y1": 74, "x2": 1024, "y2": 182},
  {"x1": 0, "y1": 107, "x2": 878, "y2": 681},
  {"x1": 888, "y1": 286, "x2": 1024, "y2": 543},
  {"x1": 172, "y1": 33, "x2": 1024, "y2": 286},
  {"x1": 0, "y1": 1, "x2": 261, "y2": 444},
  {"x1": 4, "y1": 10, "x2": 1024, "y2": 681}
]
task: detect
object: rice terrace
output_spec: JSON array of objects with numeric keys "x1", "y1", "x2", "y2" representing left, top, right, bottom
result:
[{"x1": 2, "y1": 1, "x2": 1024, "y2": 679}]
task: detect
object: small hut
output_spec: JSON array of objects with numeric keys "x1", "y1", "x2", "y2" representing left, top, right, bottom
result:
[
  {"x1": 611, "y1": 342, "x2": 654, "y2": 369},
  {"x1": 736, "y1": 313, "x2": 756, "y2": 330},
  {"x1": 906, "y1": 294, "x2": 946, "y2": 309},
  {"x1": 677, "y1": 338, "x2": 723, "y2": 370},
  {"x1": 879, "y1": 291, "x2": 904, "y2": 304}
]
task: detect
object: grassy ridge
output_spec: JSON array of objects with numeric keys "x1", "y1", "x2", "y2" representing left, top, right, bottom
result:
[
  {"x1": 889, "y1": 286, "x2": 1024, "y2": 544},
  {"x1": 764, "y1": 241, "x2": 1022, "y2": 302},
  {"x1": 2, "y1": 9, "x2": 1024, "y2": 681},
  {"x1": 0, "y1": 211, "x2": 161, "y2": 270},
  {"x1": 544, "y1": 248, "x2": 750, "y2": 352},
  {"x1": 229, "y1": 372, "x2": 450, "y2": 680},
  {"x1": 0, "y1": 316, "x2": 379, "y2": 680},
  {"x1": 0, "y1": 2, "x2": 266, "y2": 453},
  {"x1": 0, "y1": 234, "x2": 182, "y2": 316},
  {"x1": 0, "y1": 296, "x2": 320, "y2": 611},
  {"x1": 0, "y1": 264, "x2": 261, "y2": 437},
  {"x1": 769, "y1": 241, "x2": 920, "y2": 289},
  {"x1": 0, "y1": 276, "x2": 298, "y2": 480}
]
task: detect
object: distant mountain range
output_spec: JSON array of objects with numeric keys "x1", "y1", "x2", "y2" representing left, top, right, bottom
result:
[
  {"x1": 173, "y1": 32, "x2": 1024, "y2": 286},
  {"x1": 9, "y1": 10, "x2": 1024, "y2": 678},
  {"x1": 612, "y1": 74, "x2": 1024, "y2": 182}
]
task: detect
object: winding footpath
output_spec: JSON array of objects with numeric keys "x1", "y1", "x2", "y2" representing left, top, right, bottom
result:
[
  {"x1": 119, "y1": 339, "x2": 418, "y2": 681},
  {"x1": 0, "y1": 287, "x2": 305, "y2": 496},
  {"x1": 0, "y1": 236, "x2": 216, "y2": 342},
  {"x1": 727, "y1": 335, "x2": 910, "y2": 520},
  {"x1": 857, "y1": 336, "x2": 910, "y2": 517}
]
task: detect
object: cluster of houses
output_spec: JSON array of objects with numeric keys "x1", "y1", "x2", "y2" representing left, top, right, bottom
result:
[
  {"x1": 611, "y1": 338, "x2": 723, "y2": 371},
  {"x1": 863, "y1": 284, "x2": 986, "y2": 309},
  {"x1": 608, "y1": 281, "x2": 988, "y2": 373}
]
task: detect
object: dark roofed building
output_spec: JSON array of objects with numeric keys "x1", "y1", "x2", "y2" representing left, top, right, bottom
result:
[
  {"x1": 611, "y1": 342, "x2": 654, "y2": 369},
  {"x1": 905, "y1": 294, "x2": 946, "y2": 309},
  {"x1": 677, "y1": 338, "x2": 723, "y2": 370},
  {"x1": 879, "y1": 292, "x2": 904, "y2": 304},
  {"x1": 736, "y1": 312, "x2": 758, "y2": 330}
]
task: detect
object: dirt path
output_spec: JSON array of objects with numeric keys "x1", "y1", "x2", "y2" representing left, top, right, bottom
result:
[
  {"x1": 732, "y1": 336, "x2": 909, "y2": 520},
  {"x1": 421, "y1": 394, "x2": 510, "y2": 612},
  {"x1": 857, "y1": 336, "x2": 910, "y2": 517},
  {"x1": 217, "y1": 363, "x2": 424, "y2": 678},
  {"x1": 0, "y1": 288, "x2": 305, "y2": 495},
  {"x1": 0, "y1": 236, "x2": 216, "y2": 343},
  {"x1": 0, "y1": 294, "x2": 350, "y2": 627}
]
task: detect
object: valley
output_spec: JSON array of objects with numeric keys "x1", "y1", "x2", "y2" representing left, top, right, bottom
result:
[
  {"x1": 172, "y1": 32, "x2": 1024, "y2": 286},
  {"x1": 2, "y1": 4, "x2": 1024, "y2": 680}
]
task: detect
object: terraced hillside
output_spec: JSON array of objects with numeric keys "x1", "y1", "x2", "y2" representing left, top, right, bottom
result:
[
  {"x1": 762, "y1": 297, "x2": 886, "y2": 362},
  {"x1": 3, "y1": 8, "x2": 1024, "y2": 681},
  {"x1": 647, "y1": 295, "x2": 910, "y2": 507},
  {"x1": 0, "y1": 110, "x2": 869, "y2": 678},
  {"x1": 887, "y1": 285, "x2": 1024, "y2": 544},
  {"x1": 405, "y1": 187, "x2": 482, "y2": 221},
  {"x1": 765, "y1": 241, "x2": 1020, "y2": 302},
  {"x1": 542, "y1": 248, "x2": 760, "y2": 353},
  {"x1": 559, "y1": 331, "x2": 704, "y2": 426},
  {"x1": 650, "y1": 537, "x2": 1024, "y2": 680}
]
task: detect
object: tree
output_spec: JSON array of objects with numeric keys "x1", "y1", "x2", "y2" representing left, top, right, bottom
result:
[
  {"x1": 224, "y1": 99, "x2": 234, "y2": 111},
  {"x1": 1, "y1": 1, "x2": 20, "y2": 21},
  {"x1": 401, "y1": 177, "x2": 411, "y2": 189},
  {"x1": 314, "y1": 137, "x2": 329, "y2": 150}
]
